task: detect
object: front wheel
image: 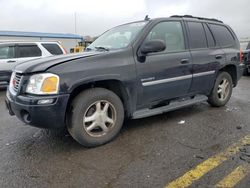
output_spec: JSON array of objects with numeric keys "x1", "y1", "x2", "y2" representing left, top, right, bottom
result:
[
  {"x1": 68, "y1": 88, "x2": 124, "y2": 147},
  {"x1": 208, "y1": 72, "x2": 233, "y2": 107}
]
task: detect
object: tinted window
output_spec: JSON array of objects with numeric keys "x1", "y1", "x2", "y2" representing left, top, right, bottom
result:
[
  {"x1": 0, "y1": 46, "x2": 15, "y2": 59},
  {"x1": 187, "y1": 22, "x2": 207, "y2": 49},
  {"x1": 203, "y1": 24, "x2": 215, "y2": 47},
  {"x1": 209, "y1": 24, "x2": 235, "y2": 47},
  {"x1": 18, "y1": 45, "x2": 41, "y2": 58},
  {"x1": 42, "y1": 43, "x2": 63, "y2": 55},
  {"x1": 145, "y1": 21, "x2": 185, "y2": 52}
]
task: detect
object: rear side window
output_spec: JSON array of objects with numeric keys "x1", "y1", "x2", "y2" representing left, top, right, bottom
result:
[
  {"x1": 209, "y1": 24, "x2": 235, "y2": 47},
  {"x1": 187, "y1": 22, "x2": 207, "y2": 49},
  {"x1": 18, "y1": 45, "x2": 42, "y2": 58},
  {"x1": 203, "y1": 24, "x2": 215, "y2": 48},
  {"x1": 0, "y1": 46, "x2": 15, "y2": 59},
  {"x1": 41, "y1": 43, "x2": 63, "y2": 55}
]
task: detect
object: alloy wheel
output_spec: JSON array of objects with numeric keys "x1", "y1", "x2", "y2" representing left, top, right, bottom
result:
[
  {"x1": 217, "y1": 78, "x2": 230, "y2": 101},
  {"x1": 83, "y1": 100, "x2": 116, "y2": 137}
]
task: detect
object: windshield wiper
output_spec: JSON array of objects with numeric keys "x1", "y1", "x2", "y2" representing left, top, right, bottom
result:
[
  {"x1": 95, "y1": 46, "x2": 110, "y2": 51},
  {"x1": 85, "y1": 47, "x2": 93, "y2": 51}
]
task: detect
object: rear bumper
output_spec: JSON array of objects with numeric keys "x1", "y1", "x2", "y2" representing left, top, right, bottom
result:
[
  {"x1": 6, "y1": 89, "x2": 70, "y2": 129},
  {"x1": 245, "y1": 63, "x2": 250, "y2": 72},
  {"x1": 237, "y1": 64, "x2": 245, "y2": 81}
]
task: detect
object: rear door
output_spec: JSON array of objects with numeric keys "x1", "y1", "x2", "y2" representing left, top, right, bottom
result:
[
  {"x1": 186, "y1": 21, "x2": 223, "y2": 94},
  {"x1": 136, "y1": 20, "x2": 193, "y2": 107},
  {"x1": 16, "y1": 43, "x2": 42, "y2": 63},
  {"x1": 208, "y1": 23, "x2": 240, "y2": 71}
]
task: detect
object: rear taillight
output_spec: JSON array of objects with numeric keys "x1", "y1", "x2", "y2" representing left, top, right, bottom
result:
[
  {"x1": 62, "y1": 46, "x2": 67, "y2": 54},
  {"x1": 57, "y1": 41, "x2": 67, "y2": 54},
  {"x1": 240, "y1": 49, "x2": 243, "y2": 64}
]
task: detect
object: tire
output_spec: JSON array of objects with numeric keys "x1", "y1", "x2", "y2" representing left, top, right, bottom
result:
[
  {"x1": 67, "y1": 88, "x2": 124, "y2": 147},
  {"x1": 208, "y1": 72, "x2": 233, "y2": 107}
]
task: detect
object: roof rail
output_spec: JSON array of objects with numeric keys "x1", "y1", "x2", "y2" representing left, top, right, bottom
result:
[{"x1": 170, "y1": 15, "x2": 223, "y2": 23}]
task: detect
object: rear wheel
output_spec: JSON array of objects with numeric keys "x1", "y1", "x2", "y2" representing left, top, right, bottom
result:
[
  {"x1": 208, "y1": 72, "x2": 233, "y2": 107},
  {"x1": 68, "y1": 88, "x2": 124, "y2": 147}
]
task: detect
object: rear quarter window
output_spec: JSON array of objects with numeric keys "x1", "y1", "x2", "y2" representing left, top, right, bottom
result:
[
  {"x1": 41, "y1": 43, "x2": 63, "y2": 55},
  {"x1": 209, "y1": 24, "x2": 235, "y2": 47}
]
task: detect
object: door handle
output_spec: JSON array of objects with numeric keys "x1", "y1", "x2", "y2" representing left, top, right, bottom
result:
[
  {"x1": 181, "y1": 59, "x2": 189, "y2": 64},
  {"x1": 7, "y1": 60, "x2": 16, "y2": 63},
  {"x1": 215, "y1": 55, "x2": 223, "y2": 59}
]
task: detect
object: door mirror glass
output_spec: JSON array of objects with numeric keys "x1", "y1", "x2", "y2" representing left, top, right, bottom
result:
[{"x1": 140, "y1": 39, "x2": 166, "y2": 54}]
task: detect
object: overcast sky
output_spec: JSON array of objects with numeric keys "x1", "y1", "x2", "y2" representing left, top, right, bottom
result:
[{"x1": 0, "y1": 0, "x2": 249, "y2": 39}]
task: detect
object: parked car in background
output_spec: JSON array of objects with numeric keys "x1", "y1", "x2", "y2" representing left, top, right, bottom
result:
[
  {"x1": 6, "y1": 15, "x2": 243, "y2": 147},
  {"x1": 241, "y1": 41, "x2": 250, "y2": 75},
  {"x1": 0, "y1": 41, "x2": 66, "y2": 85}
]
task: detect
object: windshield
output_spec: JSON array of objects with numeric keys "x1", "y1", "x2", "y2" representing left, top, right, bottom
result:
[{"x1": 87, "y1": 21, "x2": 147, "y2": 51}]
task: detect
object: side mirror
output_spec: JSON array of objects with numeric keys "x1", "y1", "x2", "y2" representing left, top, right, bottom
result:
[
  {"x1": 137, "y1": 39, "x2": 166, "y2": 62},
  {"x1": 140, "y1": 39, "x2": 166, "y2": 54}
]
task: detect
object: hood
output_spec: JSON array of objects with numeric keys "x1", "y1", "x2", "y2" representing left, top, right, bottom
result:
[{"x1": 14, "y1": 51, "x2": 103, "y2": 74}]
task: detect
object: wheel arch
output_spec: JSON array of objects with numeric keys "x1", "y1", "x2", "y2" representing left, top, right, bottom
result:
[
  {"x1": 219, "y1": 64, "x2": 237, "y2": 87},
  {"x1": 65, "y1": 79, "x2": 132, "y2": 125}
]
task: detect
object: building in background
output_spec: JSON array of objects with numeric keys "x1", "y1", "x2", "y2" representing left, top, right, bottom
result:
[{"x1": 0, "y1": 30, "x2": 84, "y2": 52}]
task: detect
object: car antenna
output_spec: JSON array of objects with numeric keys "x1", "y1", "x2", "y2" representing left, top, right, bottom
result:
[{"x1": 144, "y1": 15, "x2": 150, "y2": 21}]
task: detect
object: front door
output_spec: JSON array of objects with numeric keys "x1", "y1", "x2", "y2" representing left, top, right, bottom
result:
[{"x1": 136, "y1": 21, "x2": 192, "y2": 108}]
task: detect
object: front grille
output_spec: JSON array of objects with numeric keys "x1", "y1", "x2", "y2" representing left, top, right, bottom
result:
[
  {"x1": 0, "y1": 71, "x2": 11, "y2": 77},
  {"x1": 12, "y1": 73, "x2": 23, "y2": 93}
]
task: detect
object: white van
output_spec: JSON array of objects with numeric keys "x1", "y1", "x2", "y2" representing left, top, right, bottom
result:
[{"x1": 0, "y1": 41, "x2": 66, "y2": 84}]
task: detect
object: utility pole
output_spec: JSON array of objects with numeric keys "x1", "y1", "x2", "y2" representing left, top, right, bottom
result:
[
  {"x1": 74, "y1": 12, "x2": 77, "y2": 45},
  {"x1": 74, "y1": 12, "x2": 77, "y2": 35}
]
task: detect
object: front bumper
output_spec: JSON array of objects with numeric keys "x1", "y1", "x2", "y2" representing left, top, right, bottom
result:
[
  {"x1": 0, "y1": 71, "x2": 11, "y2": 83},
  {"x1": 5, "y1": 89, "x2": 70, "y2": 129}
]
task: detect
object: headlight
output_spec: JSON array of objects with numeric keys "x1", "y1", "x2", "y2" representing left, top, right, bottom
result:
[{"x1": 26, "y1": 73, "x2": 59, "y2": 95}]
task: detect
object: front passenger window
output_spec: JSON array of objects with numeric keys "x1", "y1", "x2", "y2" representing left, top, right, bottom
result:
[{"x1": 145, "y1": 21, "x2": 185, "y2": 52}]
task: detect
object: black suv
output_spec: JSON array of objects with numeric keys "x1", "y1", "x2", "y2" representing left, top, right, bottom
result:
[{"x1": 5, "y1": 15, "x2": 244, "y2": 147}]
